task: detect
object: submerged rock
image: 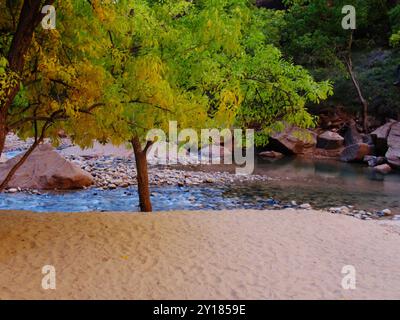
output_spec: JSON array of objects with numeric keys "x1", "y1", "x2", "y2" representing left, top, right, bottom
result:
[
  {"x1": 0, "y1": 144, "x2": 94, "y2": 190},
  {"x1": 373, "y1": 164, "x2": 392, "y2": 175}
]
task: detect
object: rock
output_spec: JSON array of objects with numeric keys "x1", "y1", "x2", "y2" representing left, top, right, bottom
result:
[
  {"x1": 363, "y1": 155, "x2": 386, "y2": 167},
  {"x1": 386, "y1": 122, "x2": 400, "y2": 168},
  {"x1": 299, "y1": 203, "x2": 311, "y2": 210},
  {"x1": 340, "y1": 143, "x2": 373, "y2": 162},
  {"x1": 258, "y1": 151, "x2": 284, "y2": 159},
  {"x1": 0, "y1": 153, "x2": 7, "y2": 163},
  {"x1": 342, "y1": 121, "x2": 362, "y2": 147},
  {"x1": 7, "y1": 188, "x2": 18, "y2": 193},
  {"x1": 373, "y1": 164, "x2": 392, "y2": 175},
  {"x1": 0, "y1": 144, "x2": 94, "y2": 190},
  {"x1": 339, "y1": 206, "x2": 350, "y2": 214},
  {"x1": 381, "y1": 209, "x2": 392, "y2": 216},
  {"x1": 371, "y1": 120, "x2": 397, "y2": 155},
  {"x1": 317, "y1": 131, "x2": 344, "y2": 150},
  {"x1": 269, "y1": 125, "x2": 317, "y2": 155}
]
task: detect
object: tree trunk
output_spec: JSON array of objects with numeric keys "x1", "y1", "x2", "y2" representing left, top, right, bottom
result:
[
  {"x1": 347, "y1": 61, "x2": 369, "y2": 133},
  {"x1": 0, "y1": 136, "x2": 43, "y2": 192},
  {"x1": 345, "y1": 32, "x2": 369, "y2": 133},
  {"x1": 0, "y1": 0, "x2": 55, "y2": 149},
  {"x1": 0, "y1": 112, "x2": 6, "y2": 157},
  {"x1": 131, "y1": 136, "x2": 153, "y2": 212}
]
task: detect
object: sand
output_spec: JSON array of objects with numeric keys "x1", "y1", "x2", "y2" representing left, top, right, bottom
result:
[{"x1": 0, "y1": 209, "x2": 399, "y2": 300}]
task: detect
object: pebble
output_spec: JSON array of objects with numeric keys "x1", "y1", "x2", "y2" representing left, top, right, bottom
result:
[{"x1": 299, "y1": 203, "x2": 312, "y2": 210}]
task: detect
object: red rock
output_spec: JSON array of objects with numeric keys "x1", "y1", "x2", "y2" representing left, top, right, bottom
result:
[
  {"x1": 340, "y1": 143, "x2": 373, "y2": 162},
  {"x1": 270, "y1": 125, "x2": 317, "y2": 155},
  {"x1": 0, "y1": 144, "x2": 93, "y2": 190},
  {"x1": 371, "y1": 120, "x2": 397, "y2": 155}
]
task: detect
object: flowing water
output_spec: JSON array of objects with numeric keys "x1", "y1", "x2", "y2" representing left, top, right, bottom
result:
[{"x1": 0, "y1": 152, "x2": 399, "y2": 214}]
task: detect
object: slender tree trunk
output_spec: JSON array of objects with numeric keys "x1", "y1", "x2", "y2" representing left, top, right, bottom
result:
[
  {"x1": 0, "y1": 112, "x2": 6, "y2": 157},
  {"x1": 346, "y1": 59, "x2": 369, "y2": 133},
  {"x1": 346, "y1": 32, "x2": 369, "y2": 133},
  {"x1": 131, "y1": 136, "x2": 153, "y2": 212},
  {"x1": 0, "y1": 0, "x2": 55, "y2": 153},
  {"x1": 0, "y1": 136, "x2": 43, "y2": 192}
]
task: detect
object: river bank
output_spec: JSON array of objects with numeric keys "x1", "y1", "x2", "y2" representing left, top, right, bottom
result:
[{"x1": 0, "y1": 209, "x2": 399, "y2": 300}]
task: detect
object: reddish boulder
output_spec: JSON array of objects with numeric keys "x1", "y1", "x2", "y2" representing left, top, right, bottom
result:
[
  {"x1": 0, "y1": 144, "x2": 93, "y2": 190},
  {"x1": 269, "y1": 125, "x2": 317, "y2": 155},
  {"x1": 340, "y1": 143, "x2": 374, "y2": 162},
  {"x1": 370, "y1": 120, "x2": 397, "y2": 155}
]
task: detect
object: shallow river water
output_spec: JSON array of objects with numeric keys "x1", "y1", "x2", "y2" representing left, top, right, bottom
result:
[{"x1": 0, "y1": 154, "x2": 399, "y2": 214}]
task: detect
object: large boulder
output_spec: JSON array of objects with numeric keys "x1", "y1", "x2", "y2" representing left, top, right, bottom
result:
[
  {"x1": 0, "y1": 144, "x2": 93, "y2": 190},
  {"x1": 269, "y1": 125, "x2": 317, "y2": 155},
  {"x1": 370, "y1": 120, "x2": 397, "y2": 155},
  {"x1": 340, "y1": 143, "x2": 374, "y2": 162},
  {"x1": 386, "y1": 122, "x2": 400, "y2": 168},
  {"x1": 342, "y1": 121, "x2": 362, "y2": 146},
  {"x1": 317, "y1": 131, "x2": 344, "y2": 150}
]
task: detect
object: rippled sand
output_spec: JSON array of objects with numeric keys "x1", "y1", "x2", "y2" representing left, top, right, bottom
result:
[{"x1": 0, "y1": 209, "x2": 399, "y2": 299}]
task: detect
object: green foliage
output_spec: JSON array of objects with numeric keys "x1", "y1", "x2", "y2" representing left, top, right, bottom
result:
[
  {"x1": 389, "y1": 5, "x2": 400, "y2": 47},
  {"x1": 1, "y1": 0, "x2": 332, "y2": 150}
]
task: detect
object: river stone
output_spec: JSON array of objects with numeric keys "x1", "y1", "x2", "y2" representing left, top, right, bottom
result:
[
  {"x1": 317, "y1": 131, "x2": 344, "y2": 150},
  {"x1": 0, "y1": 144, "x2": 94, "y2": 190},
  {"x1": 373, "y1": 164, "x2": 392, "y2": 175},
  {"x1": 340, "y1": 143, "x2": 373, "y2": 162},
  {"x1": 269, "y1": 125, "x2": 317, "y2": 155},
  {"x1": 363, "y1": 155, "x2": 386, "y2": 167},
  {"x1": 386, "y1": 122, "x2": 400, "y2": 168}
]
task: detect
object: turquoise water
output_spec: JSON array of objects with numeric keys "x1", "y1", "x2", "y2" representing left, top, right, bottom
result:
[{"x1": 0, "y1": 153, "x2": 399, "y2": 214}]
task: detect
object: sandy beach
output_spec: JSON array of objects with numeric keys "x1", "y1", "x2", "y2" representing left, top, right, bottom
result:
[{"x1": 0, "y1": 209, "x2": 399, "y2": 300}]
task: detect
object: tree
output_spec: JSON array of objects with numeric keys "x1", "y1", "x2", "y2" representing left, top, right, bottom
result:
[
  {"x1": 1, "y1": 0, "x2": 331, "y2": 212},
  {"x1": 282, "y1": 0, "x2": 397, "y2": 132},
  {"x1": 0, "y1": 0, "x2": 116, "y2": 191}
]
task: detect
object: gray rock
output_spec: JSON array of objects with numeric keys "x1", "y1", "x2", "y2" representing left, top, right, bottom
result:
[
  {"x1": 299, "y1": 203, "x2": 312, "y2": 210},
  {"x1": 317, "y1": 131, "x2": 344, "y2": 150},
  {"x1": 386, "y1": 122, "x2": 400, "y2": 168}
]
